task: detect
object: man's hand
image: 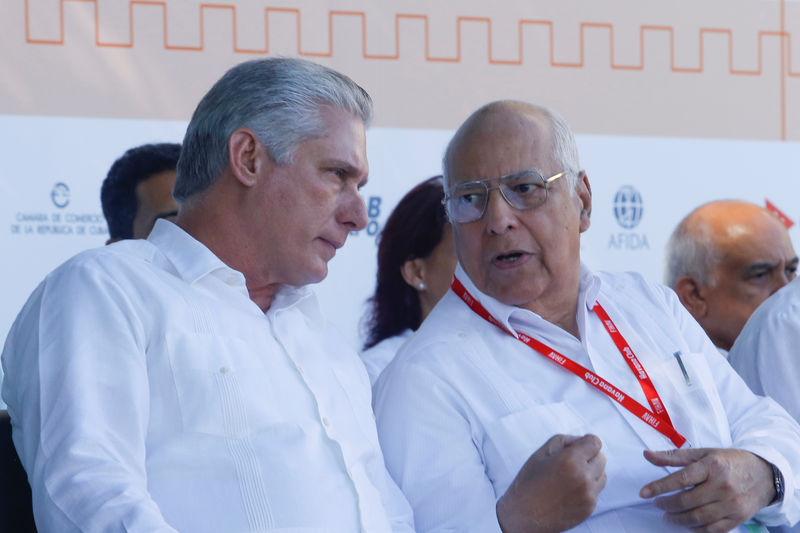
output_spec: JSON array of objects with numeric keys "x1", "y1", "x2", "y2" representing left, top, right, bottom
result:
[
  {"x1": 496, "y1": 434, "x2": 606, "y2": 533},
  {"x1": 639, "y1": 448, "x2": 775, "y2": 533}
]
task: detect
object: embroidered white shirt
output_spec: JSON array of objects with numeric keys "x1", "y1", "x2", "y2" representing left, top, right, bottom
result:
[
  {"x1": 2, "y1": 220, "x2": 414, "y2": 533},
  {"x1": 361, "y1": 330, "x2": 414, "y2": 385},
  {"x1": 374, "y1": 263, "x2": 800, "y2": 533}
]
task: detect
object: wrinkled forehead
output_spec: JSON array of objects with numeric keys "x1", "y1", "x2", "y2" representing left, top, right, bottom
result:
[{"x1": 446, "y1": 109, "x2": 554, "y2": 187}]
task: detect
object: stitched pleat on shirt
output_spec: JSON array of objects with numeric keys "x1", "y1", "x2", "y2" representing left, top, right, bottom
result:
[
  {"x1": 191, "y1": 301, "x2": 216, "y2": 335},
  {"x1": 217, "y1": 371, "x2": 274, "y2": 530}
]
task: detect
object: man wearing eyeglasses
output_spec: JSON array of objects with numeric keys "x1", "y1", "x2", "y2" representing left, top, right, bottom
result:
[{"x1": 374, "y1": 100, "x2": 800, "y2": 533}]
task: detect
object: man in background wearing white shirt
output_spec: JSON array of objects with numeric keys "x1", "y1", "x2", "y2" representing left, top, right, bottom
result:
[
  {"x1": 2, "y1": 57, "x2": 414, "y2": 532},
  {"x1": 664, "y1": 200, "x2": 797, "y2": 354},
  {"x1": 729, "y1": 278, "x2": 800, "y2": 533},
  {"x1": 374, "y1": 100, "x2": 800, "y2": 533}
]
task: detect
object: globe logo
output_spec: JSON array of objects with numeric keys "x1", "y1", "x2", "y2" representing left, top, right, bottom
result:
[
  {"x1": 613, "y1": 185, "x2": 643, "y2": 229},
  {"x1": 51, "y1": 182, "x2": 71, "y2": 209}
]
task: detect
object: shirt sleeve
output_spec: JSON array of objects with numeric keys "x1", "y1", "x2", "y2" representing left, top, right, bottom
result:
[
  {"x1": 661, "y1": 283, "x2": 800, "y2": 529},
  {"x1": 374, "y1": 345, "x2": 503, "y2": 533},
  {"x1": 2, "y1": 258, "x2": 178, "y2": 532},
  {"x1": 728, "y1": 299, "x2": 800, "y2": 422}
]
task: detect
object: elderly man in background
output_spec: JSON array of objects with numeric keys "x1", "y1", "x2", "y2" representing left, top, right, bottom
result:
[
  {"x1": 374, "y1": 100, "x2": 800, "y2": 533},
  {"x1": 664, "y1": 200, "x2": 797, "y2": 354},
  {"x1": 101, "y1": 142, "x2": 181, "y2": 244},
  {"x1": 2, "y1": 58, "x2": 414, "y2": 532}
]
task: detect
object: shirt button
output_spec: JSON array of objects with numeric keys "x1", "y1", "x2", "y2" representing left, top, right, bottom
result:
[
  {"x1": 322, "y1": 417, "x2": 330, "y2": 427},
  {"x1": 219, "y1": 366, "x2": 229, "y2": 374},
  {"x1": 458, "y1": 332, "x2": 467, "y2": 339},
  {"x1": 225, "y1": 274, "x2": 238, "y2": 285}
]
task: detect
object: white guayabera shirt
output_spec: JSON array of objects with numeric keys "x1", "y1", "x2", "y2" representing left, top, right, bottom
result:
[
  {"x1": 375, "y1": 263, "x2": 800, "y2": 533},
  {"x1": 2, "y1": 219, "x2": 414, "y2": 533},
  {"x1": 729, "y1": 277, "x2": 800, "y2": 533}
]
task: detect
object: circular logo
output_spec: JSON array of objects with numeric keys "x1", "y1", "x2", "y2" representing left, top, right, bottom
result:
[
  {"x1": 613, "y1": 185, "x2": 644, "y2": 229},
  {"x1": 51, "y1": 182, "x2": 70, "y2": 209}
]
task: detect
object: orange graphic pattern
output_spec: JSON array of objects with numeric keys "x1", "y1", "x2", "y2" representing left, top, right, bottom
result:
[{"x1": 23, "y1": 0, "x2": 799, "y2": 138}]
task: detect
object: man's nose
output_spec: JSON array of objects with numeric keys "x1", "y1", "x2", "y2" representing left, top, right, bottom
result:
[
  {"x1": 340, "y1": 189, "x2": 368, "y2": 231},
  {"x1": 485, "y1": 188, "x2": 516, "y2": 235}
]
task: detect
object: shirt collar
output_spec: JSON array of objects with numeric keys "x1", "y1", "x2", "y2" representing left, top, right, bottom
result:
[
  {"x1": 269, "y1": 283, "x2": 323, "y2": 323},
  {"x1": 148, "y1": 219, "x2": 240, "y2": 285},
  {"x1": 452, "y1": 261, "x2": 603, "y2": 336},
  {"x1": 147, "y1": 220, "x2": 325, "y2": 322}
]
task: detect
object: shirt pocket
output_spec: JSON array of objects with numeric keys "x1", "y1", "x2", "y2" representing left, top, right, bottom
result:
[
  {"x1": 651, "y1": 352, "x2": 731, "y2": 448},
  {"x1": 481, "y1": 402, "x2": 587, "y2": 497},
  {"x1": 166, "y1": 333, "x2": 279, "y2": 437}
]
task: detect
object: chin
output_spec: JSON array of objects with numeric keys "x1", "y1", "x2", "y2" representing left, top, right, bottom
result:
[{"x1": 292, "y1": 264, "x2": 329, "y2": 286}]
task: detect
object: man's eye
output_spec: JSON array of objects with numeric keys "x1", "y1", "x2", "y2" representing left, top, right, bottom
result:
[
  {"x1": 511, "y1": 182, "x2": 536, "y2": 194},
  {"x1": 749, "y1": 270, "x2": 771, "y2": 280},
  {"x1": 458, "y1": 192, "x2": 484, "y2": 206}
]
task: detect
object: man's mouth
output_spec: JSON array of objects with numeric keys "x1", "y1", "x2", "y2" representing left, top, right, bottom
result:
[{"x1": 495, "y1": 252, "x2": 524, "y2": 263}]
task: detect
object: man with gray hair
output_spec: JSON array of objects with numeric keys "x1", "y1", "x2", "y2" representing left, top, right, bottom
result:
[
  {"x1": 664, "y1": 200, "x2": 797, "y2": 353},
  {"x1": 2, "y1": 58, "x2": 414, "y2": 532},
  {"x1": 374, "y1": 100, "x2": 800, "y2": 532}
]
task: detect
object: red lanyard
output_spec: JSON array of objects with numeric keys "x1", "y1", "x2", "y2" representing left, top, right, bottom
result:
[{"x1": 451, "y1": 276, "x2": 686, "y2": 448}]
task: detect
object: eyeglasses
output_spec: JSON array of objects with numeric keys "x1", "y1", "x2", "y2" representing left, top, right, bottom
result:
[{"x1": 443, "y1": 169, "x2": 568, "y2": 223}]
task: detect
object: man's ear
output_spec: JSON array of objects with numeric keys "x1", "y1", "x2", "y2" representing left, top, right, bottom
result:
[
  {"x1": 228, "y1": 128, "x2": 266, "y2": 187},
  {"x1": 400, "y1": 258, "x2": 426, "y2": 292},
  {"x1": 577, "y1": 171, "x2": 592, "y2": 233},
  {"x1": 674, "y1": 276, "x2": 708, "y2": 318}
]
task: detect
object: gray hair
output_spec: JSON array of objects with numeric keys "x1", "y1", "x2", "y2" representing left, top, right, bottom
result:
[
  {"x1": 442, "y1": 101, "x2": 581, "y2": 193},
  {"x1": 174, "y1": 57, "x2": 373, "y2": 201},
  {"x1": 664, "y1": 216, "x2": 719, "y2": 288}
]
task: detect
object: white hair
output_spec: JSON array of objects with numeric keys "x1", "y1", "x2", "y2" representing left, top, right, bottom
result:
[
  {"x1": 442, "y1": 100, "x2": 581, "y2": 194},
  {"x1": 175, "y1": 57, "x2": 372, "y2": 201},
  {"x1": 664, "y1": 215, "x2": 719, "y2": 288}
]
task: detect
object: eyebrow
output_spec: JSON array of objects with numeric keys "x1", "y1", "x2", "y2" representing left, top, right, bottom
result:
[
  {"x1": 323, "y1": 159, "x2": 368, "y2": 186},
  {"x1": 742, "y1": 258, "x2": 798, "y2": 278},
  {"x1": 457, "y1": 168, "x2": 544, "y2": 186}
]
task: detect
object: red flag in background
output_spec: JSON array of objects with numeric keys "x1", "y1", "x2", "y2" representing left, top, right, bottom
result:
[{"x1": 765, "y1": 199, "x2": 795, "y2": 230}]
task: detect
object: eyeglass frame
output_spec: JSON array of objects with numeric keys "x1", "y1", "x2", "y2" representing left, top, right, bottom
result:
[{"x1": 443, "y1": 168, "x2": 569, "y2": 223}]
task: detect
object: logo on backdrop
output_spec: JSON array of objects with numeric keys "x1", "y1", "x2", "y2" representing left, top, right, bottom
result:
[
  {"x1": 608, "y1": 185, "x2": 649, "y2": 250},
  {"x1": 50, "y1": 182, "x2": 71, "y2": 208},
  {"x1": 350, "y1": 196, "x2": 382, "y2": 241},
  {"x1": 8, "y1": 182, "x2": 107, "y2": 238},
  {"x1": 613, "y1": 185, "x2": 643, "y2": 229}
]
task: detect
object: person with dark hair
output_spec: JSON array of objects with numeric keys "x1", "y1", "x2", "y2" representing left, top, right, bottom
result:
[
  {"x1": 362, "y1": 176, "x2": 457, "y2": 383},
  {"x1": 100, "y1": 142, "x2": 181, "y2": 244},
  {"x1": 2, "y1": 58, "x2": 415, "y2": 532}
]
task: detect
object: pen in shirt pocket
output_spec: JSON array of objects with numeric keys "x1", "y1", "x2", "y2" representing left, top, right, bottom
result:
[{"x1": 673, "y1": 351, "x2": 691, "y2": 386}]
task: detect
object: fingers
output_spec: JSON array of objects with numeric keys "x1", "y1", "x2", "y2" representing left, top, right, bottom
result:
[
  {"x1": 659, "y1": 500, "x2": 735, "y2": 532},
  {"x1": 587, "y1": 448, "x2": 607, "y2": 483},
  {"x1": 640, "y1": 458, "x2": 710, "y2": 498},
  {"x1": 563, "y1": 433, "x2": 603, "y2": 460},
  {"x1": 651, "y1": 480, "x2": 718, "y2": 513},
  {"x1": 643, "y1": 448, "x2": 707, "y2": 467},
  {"x1": 542, "y1": 433, "x2": 582, "y2": 455}
]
